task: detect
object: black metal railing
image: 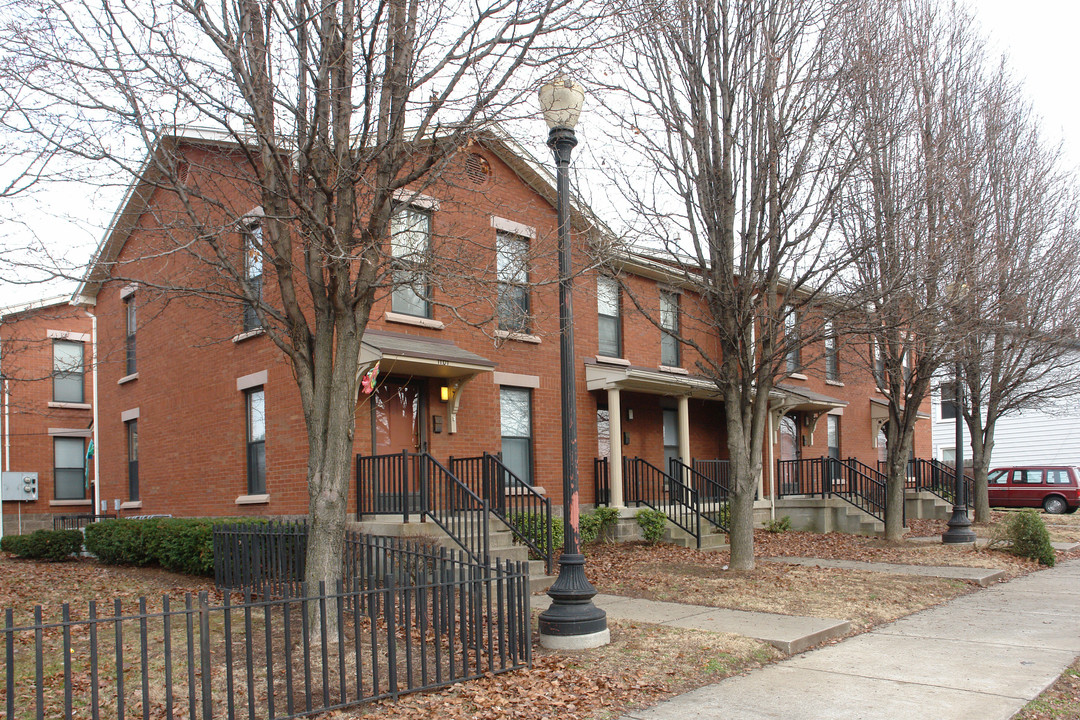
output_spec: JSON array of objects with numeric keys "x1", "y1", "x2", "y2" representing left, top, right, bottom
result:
[
  {"x1": 777, "y1": 457, "x2": 888, "y2": 523},
  {"x1": 910, "y1": 458, "x2": 974, "y2": 509},
  {"x1": 52, "y1": 513, "x2": 115, "y2": 531},
  {"x1": 356, "y1": 451, "x2": 490, "y2": 565},
  {"x1": 7, "y1": 535, "x2": 530, "y2": 718},
  {"x1": 594, "y1": 457, "x2": 611, "y2": 507},
  {"x1": 624, "y1": 457, "x2": 701, "y2": 548},
  {"x1": 450, "y1": 453, "x2": 554, "y2": 574},
  {"x1": 692, "y1": 459, "x2": 731, "y2": 499},
  {"x1": 670, "y1": 458, "x2": 729, "y2": 532}
]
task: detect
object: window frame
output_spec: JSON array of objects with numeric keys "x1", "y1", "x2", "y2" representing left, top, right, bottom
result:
[
  {"x1": 660, "y1": 290, "x2": 680, "y2": 367},
  {"x1": 597, "y1": 276, "x2": 622, "y2": 358},
  {"x1": 126, "y1": 419, "x2": 139, "y2": 501},
  {"x1": 938, "y1": 381, "x2": 958, "y2": 420},
  {"x1": 246, "y1": 387, "x2": 266, "y2": 495},
  {"x1": 124, "y1": 294, "x2": 137, "y2": 375},
  {"x1": 390, "y1": 204, "x2": 433, "y2": 318},
  {"x1": 52, "y1": 340, "x2": 85, "y2": 404},
  {"x1": 499, "y1": 386, "x2": 533, "y2": 486},
  {"x1": 53, "y1": 436, "x2": 86, "y2": 500},
  {"x1": 496, "y1": 231, "x2": 530, "y2": 333},
  {"x1": 243, "y1": 223, "x2": 264, "y2": 332},
  {"x1": 784, "y1": 306, "x2": 800, "y2": 373},
  {"x1": 824, "y1": 319, "x2": 839, "y2": 382}
]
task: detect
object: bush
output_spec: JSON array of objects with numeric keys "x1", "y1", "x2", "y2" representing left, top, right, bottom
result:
[
  {"x1": 765, "y1": 515, "x2": 792, "y2": 533},
  {"x1": 1000, "y1": 509, "x2": 1055, "y2": 566},
  {"x1": 1, "y1": 529, "x2": 83, "y2": 561},
  {"x1": 592, "y1": 507, "x2": 621, "y2": 543},
  {"x1": 85, "y1": 518, "x2": 220, "y2": 576},
  {"x1": 636, "y1": 509, "x2": 668, "y2": 544},
  {"x1": 509, "y1": 512, "x2": 564, "y2": 557}
]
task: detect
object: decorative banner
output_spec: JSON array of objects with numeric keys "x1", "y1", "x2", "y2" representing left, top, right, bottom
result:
[{"x1": 361, "y1": 361, "x2": 380, "y2": 395}]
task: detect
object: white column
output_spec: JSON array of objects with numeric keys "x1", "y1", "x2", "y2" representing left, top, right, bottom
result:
[
  {"x1": 607, "y1": 387, "x2": 624, "y2": 508},
  {"x1": 677, "y1": 395, "x2": 691, "y2": 464}
]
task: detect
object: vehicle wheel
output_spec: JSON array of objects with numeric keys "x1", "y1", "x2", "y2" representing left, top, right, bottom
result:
[{"x1": 1043, "y1": 496, "x2": 1067, "y2": 514}]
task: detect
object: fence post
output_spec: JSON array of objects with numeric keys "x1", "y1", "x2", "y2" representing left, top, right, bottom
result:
[
  {"x1": 402, "y1": 450, "x2": 411, "y2": 523},
  {"x1": 199, "y1": 592, "x2": 212, "y2": 720},
  {"x1": 385, "y1": 575, "x2": 399, "y2": 699}
]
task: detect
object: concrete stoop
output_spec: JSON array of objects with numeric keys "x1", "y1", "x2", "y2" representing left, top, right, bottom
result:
[
  {"x1": 904, "y1": 490, "x2": 953, "y2": 520},
  {"x1": 772, "y1": 497, "x2": 884, "y2": 536},
  {"x1": 351, "y1": 517, "x2": 556, "y2": 594},
  {"x1": 663, "y1": 523, "x2": 730, "y2": 551}
]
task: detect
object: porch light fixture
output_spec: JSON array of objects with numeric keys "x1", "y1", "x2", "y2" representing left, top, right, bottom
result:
[
  {"x1": 536, "y1": 76, "x2": 609, "y2": 650},
  {"x1": 439, "y1": 384, "x2": 452, "y2": 403}
]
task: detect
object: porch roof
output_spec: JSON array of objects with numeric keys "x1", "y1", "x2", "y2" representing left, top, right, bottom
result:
[
  {"x1": 774, "y1": 383, "x2": 848, "y2": 413},
  {"x1": 359, "y1": 329, "x2": 496, "y2": 378},
  {"x1": 584, "y1": 357, "x2": 722, "y2": 400},
  {"x1": 870, "y1": 396, "x2": 931, "y2": 421}
]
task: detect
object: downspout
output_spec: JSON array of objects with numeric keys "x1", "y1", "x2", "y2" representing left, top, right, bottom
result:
[{"x1": 83, "y1": 309, "x2": 100, "y2": 516}]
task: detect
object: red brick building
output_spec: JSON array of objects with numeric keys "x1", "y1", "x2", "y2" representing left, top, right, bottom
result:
[
  {"x1": 0, "y1": 298, "x2": 97, "y2": 533},
  {"x1": 5, "y1": 128, "x2": 931, "y2": 532}
]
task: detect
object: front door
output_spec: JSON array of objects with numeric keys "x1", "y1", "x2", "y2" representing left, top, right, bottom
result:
[
  {"x1": 372, "y1": 379, "x2": 424, "y2": 511},
  {"x1": 779, "y1": 414, "x2": 800, "y2": 494}
]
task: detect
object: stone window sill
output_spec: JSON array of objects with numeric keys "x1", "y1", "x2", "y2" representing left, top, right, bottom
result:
[
  {"x1": 495, "y1": 330, "x2": 541, "y2": 344},
  {"x1": 120, "y1": 501, "x2": 143, "y2": 510},
  {"x1": 384, "y1": 311, "x2": 445, "y2": 330},
  {"x1": 595, "y1": 355, "x2": 630, "y2": 367},
  {"x1": 232, "y1": 328, "x2": 265, "y2": 344},
  {"x1": 787, "y1": 372, "x2": 808, "y2": 381},
  {"x1": 117, "y1": 373, "x2": 139, "y2": 385},
  {"x1": 658, "y1": 365, "x2": 688, "y2": 375},
  {"x1": 825, "y1": 379, "x2": 845, "y2": 387},
  {"x1": 50, "y1": 499, "x2": 92, "y2": 507},
  {"x1": 48, "y1": 402, "x2": 92, "y2": 410},
  {"x1": 235, "y1": 494, "x2": 270, "y2": 505}
]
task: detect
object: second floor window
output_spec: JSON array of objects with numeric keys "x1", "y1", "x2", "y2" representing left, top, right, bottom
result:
[
  {"x1": 390, "y1": 206, "x2": 432, "y2": 317},
  {"x1": 496, "y1": 232, "x2": 529, "y2": 332},
  {"x1": 939, "y1": 381, "x2": 958, "y2": 419},
  {"x1": 246, "y1": 387, "x2": 266, "y2": 494},
  {"x1": 243, "y1": 224, "x2": 263, "y2": 331},
  {"x1": 126, "y1": 419, "x2": 139, "y2": 501},
  {"x1": 784, "y1": 307, "x2": 800, "y2": 373},
  {"x1": 53, "y1": 340, "x2": 84, "y2": 403},
  {"x1": 124, "y1": 294, "x2": 136, "y2": 374},
  {"x1": 824, "y1": 319, "x2": 839, "y2": 382},
  {"x1": 660, "y1": 291, "x2": 679, "y2": 366},
  {"x1": 597, "y1": 276, "x2": 621, "y2": 357}
]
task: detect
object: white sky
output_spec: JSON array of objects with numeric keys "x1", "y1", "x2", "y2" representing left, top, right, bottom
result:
[{"x1": 1, "y1": 0, "x2": 1077, "y2": 309}]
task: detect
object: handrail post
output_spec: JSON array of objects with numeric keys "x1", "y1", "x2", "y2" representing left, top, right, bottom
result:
[{"x1": 403, "y1": 450, "x2": 412, "y2": 524}]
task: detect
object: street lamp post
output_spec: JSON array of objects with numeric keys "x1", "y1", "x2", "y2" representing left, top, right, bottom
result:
[
  {"x1": 536, "y1": 77, "x2": 609, "y2": 650},
  {"x1": 942, "y1": 362, "x2": 975, "y2": 543}
]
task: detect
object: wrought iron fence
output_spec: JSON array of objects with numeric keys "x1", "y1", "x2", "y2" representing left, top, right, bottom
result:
[
  {"x1": 52, "y1": 513, "x2": 115, "y2": 531},
  {"x1": 5, "y1": 528, "x2": 531, "y2": 719},
  {"x1": 624, "y1": 457, "x2": 701, "y2": 547}
]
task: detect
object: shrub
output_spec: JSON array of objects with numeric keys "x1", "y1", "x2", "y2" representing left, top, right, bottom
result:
[
  {"x1": 765, "y1": 515, "x2": 792, "y2": 533},
  {"x1": 509, "y1": 512, "x2": 564, "y2": 557},
  {"x1": 636, "y1": 509, "x2": 668, "y2": 544},
  {"x1": 1000, "y1": 509, "x2": 1055, "y2": 566},
  {"x1": 85, "y1": 518, "x2": 221, "y2": 576},
  {"x1": 579, "y1": 511, "x2": 600, "y2": 545},
  {"x1": 592, "y1": 507, "x2": 621, "y2": 543},
  {"x1": 1, "y1": 529, "x2": 83, "y2": 561}
]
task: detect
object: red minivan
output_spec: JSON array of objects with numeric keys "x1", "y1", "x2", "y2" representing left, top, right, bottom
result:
[{"x1": 987, "y1": 466, "x2": 1080, "y2": 514}]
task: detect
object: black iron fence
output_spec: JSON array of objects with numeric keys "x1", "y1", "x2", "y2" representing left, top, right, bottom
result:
[
  {"x1": 3, "y1": 527, "x2": 531, "y2": 719},
  {"x1": 356, "y1": 451, "x2": 490, "y2": 564},
  {"x1": 624, "y1": 457, "x2": 702, "y2": 547},
  {"x1": 449, "y1": 453, "x2": 554, "y2": 574},
  {"x1": 52, "y1": 513, "x2": 115, "y2": 531},
  {"x1": 594, "y1": 457, "x2": 610, "y2": 507},
  {"x1": 777, "y1": 456, "x2": 889, "y2": 522},
  {"x1": 670, "y1": 459, "x2": 729, "y2": 532}
]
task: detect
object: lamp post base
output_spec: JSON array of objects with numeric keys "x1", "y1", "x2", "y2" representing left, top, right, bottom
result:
[
  {"x1": 942, "y1": 504, "x2": 977, "y2": 544},
  {"x1": 538, "y1": 553, "x2": 609, "y2": 648}
]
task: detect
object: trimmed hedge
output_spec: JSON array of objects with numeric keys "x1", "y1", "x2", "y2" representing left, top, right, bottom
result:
[
  {"x1": 84, "y1": 518, "x2": 235, "y2": 577},
  {"x1": 1, "y1": 529, "x2": 83, "y2": 561}
]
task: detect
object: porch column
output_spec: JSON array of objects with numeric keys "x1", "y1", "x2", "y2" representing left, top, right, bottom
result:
[
  {"x1": 607, "y1": 387, "x2": 624, "y2": 508},
  {"x1": 677, "y1": 395, "x2": 691, "y2": 464}
]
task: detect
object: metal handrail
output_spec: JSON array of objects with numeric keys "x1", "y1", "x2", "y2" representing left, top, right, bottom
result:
[
  {"x1": 594, "y1": 457, "x2": 610, "y2": 506},
  {"x1": 624, "y1": 457, "x2": 701, "y2": 548},
  {"x1": 670, "y1": 458, "x2": 728, "y2": 532},
  {"x1": 450, "y1": 453, "x2": 554, "y2": 574}
]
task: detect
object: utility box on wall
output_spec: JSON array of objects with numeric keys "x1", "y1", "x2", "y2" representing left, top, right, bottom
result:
[{"x1": 1, "y1": 472, "x2": 38, "y2": 501}]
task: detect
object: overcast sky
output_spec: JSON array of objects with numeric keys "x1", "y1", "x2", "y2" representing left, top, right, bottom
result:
[{"x1": 0, "y1": 0, "x2": 1076, "y2": 309}]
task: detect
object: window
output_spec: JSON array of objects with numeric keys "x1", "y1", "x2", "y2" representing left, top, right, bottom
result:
[
  {"x1": 1018, "y1": 469, "x2": 1044, "y2": 485},
  {"x1": 784, "y1": 306, "x2": 800, "y2": 373},
  {"x1": 902, "y1": 347, "x2": 912, "y2": 384},
  {"x1": 597, "y1": 276, "x2": 621, "y2": 357},
  {"x1": 596, "y1": 407, "x2": 610, "y2": 459},
  {"x1": 824, "y1": 320, "x2": 839, "y2": 382},
  {"x1": 988, "y1": 470, "x2": 1008, "y2": 485},
  {"x1": 660, "y1": 290, "x2": 679, "y2": 366},
  {"x1": 500, "y1": 387, "x2": 532, "y2": 485},
  {"x1": 390, "y1": 206, "x2": 432, "y2": 317},
  {"x1": 124, "y1": 294, "x2": 136, "y2": 374},
  {"x1": 1046, "y1": 469, "x2": 1072, "y2": 485},
  {"x1": 52, "y1": 340, "x2": 84, "y2": 403},
  {"x1": 939, "y1": 382, "x2": 958, "y2": 420},
  {"x1": 126, "y1": 419, "x2": 139, "y2": 501},
  {"x1": 827, "y1": 415, "x2": 840, "y2": 460},
  {"x1": 243, "y1": 224, "x2": 264, "y2": 331},
  {"x1": 496, "y1": 232, "x2": 529, "y2": 332},
  {"x1": 54, "y1": 437, "x2": 86, "y2": 500},
  {"x1": 873, "y1": 340, "x2": 885, "y2": 387},
  {"x1": 246, "y1": 388, "x2": 266, "y2": 494},
  {"x1": 663, "y1": 408, "x2": 679, "y2": 469}
]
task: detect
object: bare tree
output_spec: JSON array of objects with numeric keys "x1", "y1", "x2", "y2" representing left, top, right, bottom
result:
[
  {"x1": 837, "y1": 0, "x2": 983, "y2": 540},
  {"x1": 0, "y1": 0, "x2": 600, "y2": 611},
  {"x1": 595, "y1": 0, "x2": 857, "y2": 569},
  {"x1": 951, "y1": 66, "x2": 1080, "y2": 521}
]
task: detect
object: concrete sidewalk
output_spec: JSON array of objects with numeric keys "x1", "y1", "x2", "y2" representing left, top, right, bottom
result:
[
  {"x1": 616, "y1": 558, "x2": 1080, "y2": 720},
  {"x1": 765, "y1": 556, "x2": 1007, "y2": 586}
]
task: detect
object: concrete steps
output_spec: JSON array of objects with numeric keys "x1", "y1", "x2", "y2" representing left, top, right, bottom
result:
[
  {"x1": 664, "y1": 523, "x2": 730, "y2": 551},
  {"x1": 904, "y1": 490, "x2": 953, "y2": 520}
]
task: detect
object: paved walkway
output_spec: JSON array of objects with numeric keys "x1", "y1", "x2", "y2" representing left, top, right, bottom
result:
[
  {"x1": 765, "y1": 556, "x2": 1006, "y2": 586},
  {"x1": 614, "y1": 558, "x2": 1080, "y2": 720}
]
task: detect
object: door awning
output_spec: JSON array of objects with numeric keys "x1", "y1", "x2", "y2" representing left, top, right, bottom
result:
[
  {"x1": 771, "y1": 384, "x2": 848, "y2": 444},
  {"x1": 584, "y1": 358, "x2": 722, "y2": 399},
  {"x1": 869, "y1": 397, "x2": 931, "y2": 447},
  {"x1": 359, "y1": 329, "x2": 496, "y2": 378}
]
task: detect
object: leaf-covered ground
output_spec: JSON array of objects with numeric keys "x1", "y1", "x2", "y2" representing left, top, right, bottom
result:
[{"x1": 1014, "y1": 656, "x2": 1080, "y2": 720}]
